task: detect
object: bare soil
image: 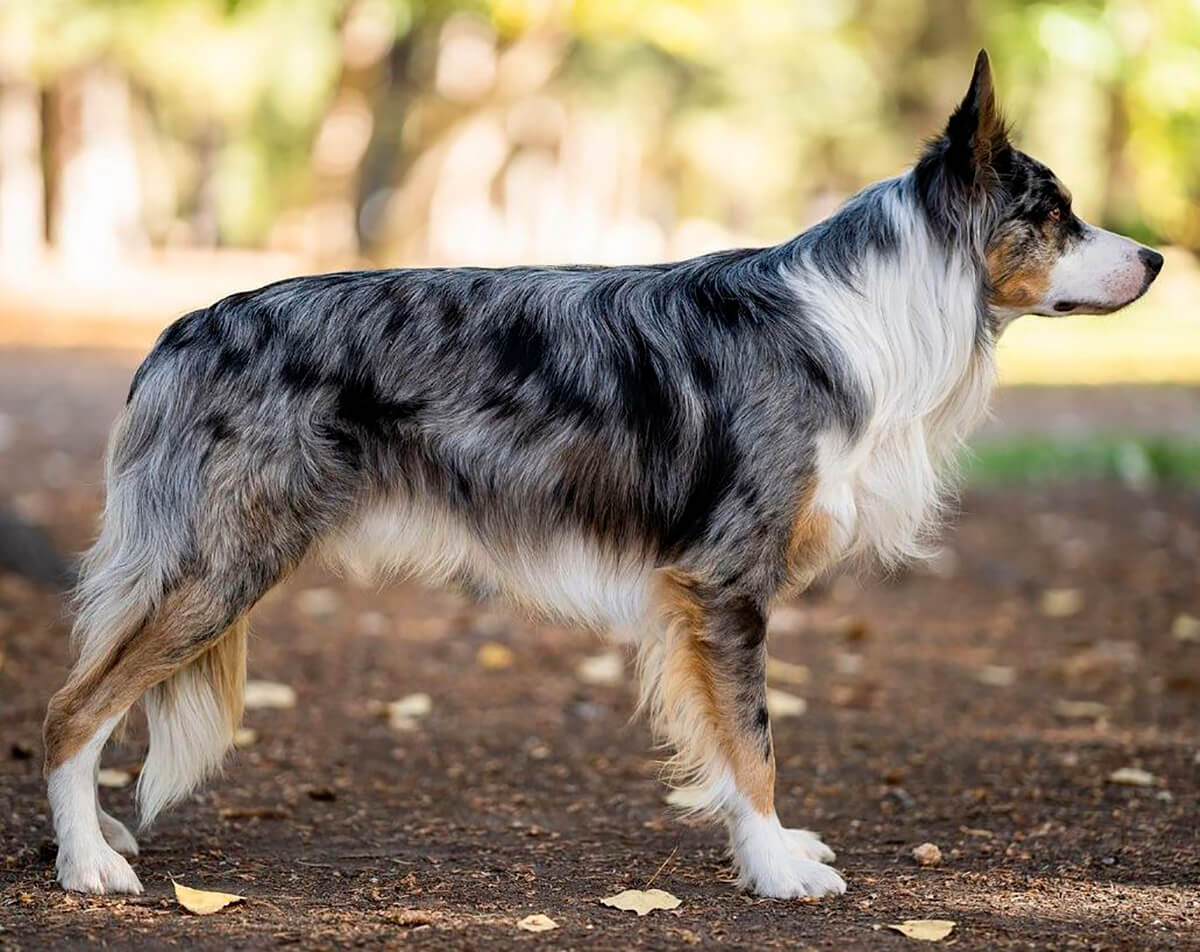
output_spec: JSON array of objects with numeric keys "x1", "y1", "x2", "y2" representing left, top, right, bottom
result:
[{"x1": 1, "y1": 349, "x2": 1198, "y2": 951}]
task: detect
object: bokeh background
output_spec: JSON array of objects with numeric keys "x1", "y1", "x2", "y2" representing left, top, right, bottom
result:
[{"x1": 0, "y1": 0, "x2": 1198, "y2": 383}]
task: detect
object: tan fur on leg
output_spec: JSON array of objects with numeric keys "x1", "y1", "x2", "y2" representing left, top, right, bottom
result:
[{"x1": 639, "y1": 569, "x2": 775, "y2": 816}]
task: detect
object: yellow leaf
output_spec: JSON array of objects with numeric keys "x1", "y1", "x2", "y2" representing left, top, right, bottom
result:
[
  {"x1": 884, "y1": 919, "x2": 956, "y2": 941},
  {"x1": 765, "y1": 688, "x2": 806, "y2": 719},
  {"x1": 664, "y1": 785, "x2": 709, "y2": 810},
  {"x1": 765, "y1": 656, "x2": 810, "y2": 686},
  {"x1": 173, "y1": 880, "x2": 245, "y2": 915},
  {"x1": 974, "y1": 664, "x2": 1016, "y2": 687},
  {"x1": 1172, "y1": 613, "x2": 1200, "y2": 642},
  {"x1": 1040, "y1": 588, "x2": 1083, "y2": 618},
  {"x1": 243, "y1": 680, "x2": 296, "y2": 709},
  {"x1": 477, "y1": 642, "x2": 514, "y2": 669},
  {"x1": 517, "y1": 913, "x2": 558, "y2": 932},
  {"x1": 600, "y1": 888, "x2": 681, "y2": 916},
  {"x1": 1108, "y1": 766, "x2": 1156, "y2": 787},
  {"x1": 97, "y1": 768, "x2": 132, "y2": 789},
  {"x1": 577, "y1": 652, "x2": 623, "y2": 686}
]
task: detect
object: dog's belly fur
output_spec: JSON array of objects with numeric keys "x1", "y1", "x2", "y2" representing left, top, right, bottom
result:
[{"x1": 325, "y1": 497, "x2": 652, "y2": 632}]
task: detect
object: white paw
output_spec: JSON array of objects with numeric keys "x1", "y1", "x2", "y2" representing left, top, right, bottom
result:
[
  {"x1": 783, "y1": 827, "x2": 836, "y2": 863},
  {"x1": 741, "y1": 856, "x2": 847, "y2": 899},
  {"x1": 57, "y1": 841, "x2": 144, "y2": 895},
  {"x1": 99, "y1": 812, "x2": 140, "y2": 857}
]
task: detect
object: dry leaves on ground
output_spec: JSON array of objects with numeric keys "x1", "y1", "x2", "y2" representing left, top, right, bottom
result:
[
  {"x1": 664, "y1": 785, "x2": 708, "y2": 810},
  {"x1": 517, "y1": 913, "x2": 559, "y2": 932},
  {"x1": 1108, "y1": 766, "x2": 1157, "y2": 787},
  {"x1": 883, "y1": 919, "x2": 956, "y2": 941},
  {"x1": 96, "y1": 768, "x2": 132, "y2": 788},
  {"x1": 765, "y1": 688, "x2": 807, "y2": 718},
  {"x1": 173, "y1": 880, "x2": 245, "y2": 916},
  {"x1": 386, "y1": 692, "x2": 433, "y2": 731},
  {"x1": 1172, "y1": 614, "x2": 1200, "y2": 642},
  {"x1": 477, "y1": 642, "x2": 514, "y2": 669},
  {"x1": 1040, "y1": 588, "x2": 1083, "y2": 618},
  {"x1": 600, "y1": 888, "x2": 682, "y2": 916},
  {"x1": 243, "y1": 680, "x2": 296, "y2": 709},
  {"x1": 765, "y1": 656, "x2": 810, "y2": 686},
  {"x1": 975, "y1": 664, "x2": 1016, "y2": 687},
  {"x1": 577, "y1": 651, "x2": 623, "y2": 686}
]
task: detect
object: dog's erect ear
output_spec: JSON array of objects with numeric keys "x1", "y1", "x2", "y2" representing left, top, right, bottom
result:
[{"x1": 943, "y1": 50, "x2": 1009, "y2": 187}]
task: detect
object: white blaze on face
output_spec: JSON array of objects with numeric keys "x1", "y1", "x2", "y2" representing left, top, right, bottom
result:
[{"x1": 1041, "y1": 222, "x2": 1162, "y2": 316}]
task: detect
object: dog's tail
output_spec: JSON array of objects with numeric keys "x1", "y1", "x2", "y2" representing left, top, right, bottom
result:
[
  {"x1": 69, "y1": 354, "x2": 249, "y2": 826},
  {"x1": 138, "y1": 617, "x2": 247, "y2": 825}
]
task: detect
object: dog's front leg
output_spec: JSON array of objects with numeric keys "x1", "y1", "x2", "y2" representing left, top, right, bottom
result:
[{"x1": 645, "y1": 570, "x2": 844, "y2": 899}]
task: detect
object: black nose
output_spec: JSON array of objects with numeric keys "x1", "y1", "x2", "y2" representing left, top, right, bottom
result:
[{"x1": 1139, "y1": 248, "x2": 1164, "y2": 279}]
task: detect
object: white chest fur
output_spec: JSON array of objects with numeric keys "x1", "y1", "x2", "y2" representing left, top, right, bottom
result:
[{"x1": 812, "y1": 352, "x2": 995, "y2": 571}]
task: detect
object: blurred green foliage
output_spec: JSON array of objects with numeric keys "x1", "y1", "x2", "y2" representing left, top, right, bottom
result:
[
  {"x1": 3, "y1": 0, "x2": 1197, "y2": 255},
  {"x1": 968, "y1": 436, "x2": 1200, "y2": 485}
]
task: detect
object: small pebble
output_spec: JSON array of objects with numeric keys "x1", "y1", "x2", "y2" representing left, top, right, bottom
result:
[{"x1": 912, "y1": 842, "x2": 943, "y2": 867}]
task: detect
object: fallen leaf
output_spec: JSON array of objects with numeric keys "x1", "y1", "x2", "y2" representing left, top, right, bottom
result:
[
  {"x1": 517, "y1": 913, "x2": 559, "y2": 932},
  {"x1": 765, "y1": 688, "x2": 807, "y2": 719},
  {"x1": 243, "y1": 680, "x2": 296, "y2": 709},
  {"x1": 577, "y1": 652, "x2": 623, "y2": 686},
  {"x1": 1108, "y1": 766, "x2": 1156, "y2": 787},
  {"x1": 883, "y1": 919, "x2": 956, "y2": 941},
  {"x1": 1172, "y1": 614, "x2": 1200, "y2": 643},
  {"x1": 477, "y1": 642, "x2": 514, "y2": 670},
  {"x1": 911, "y1": 842, "x2": 943, "y2": 867},
  {"x1": 387, "y1": 693, "x2": 432, "y2": 731},
  {"x1": 975, "y1": 664, "x2": 1016, "y2": 687},
  {"x1": 295, "y1": 587, "x2": 340, "y2": 617},
  {"x1": 173, "y1": 880, "x2": 245, "y2": 915},
  {"x1": 1053, "y1": 699, "x2": 1109, "y2": 720},
  {"x1": 765, "y1": 656, "x2": 810, "y2": 686},
  {"x1": 389, "y1": 693, "x2": 432, "y2": 718},
  {"x1": 600, "y1": 888, "x2": 681, "y2": 916},
  {"x1": 1040, "y1": 588, "x2": 1083, "y2": 618},
  {"x1": 97, "y1": 768, "x2": 132, "y2": 789},
  {"x1": 664, "y1": 785, "x2": 709, "y2": 810}
]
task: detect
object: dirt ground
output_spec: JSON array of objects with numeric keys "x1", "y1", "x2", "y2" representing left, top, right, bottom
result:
[{"x1": 1, "y1": 349, "x2": 1198, "y2": 951}]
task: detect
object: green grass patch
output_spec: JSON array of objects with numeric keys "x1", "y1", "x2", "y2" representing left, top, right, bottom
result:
[{"x1": 966, "y1": 437, "x2": 1200, "y2": 486}]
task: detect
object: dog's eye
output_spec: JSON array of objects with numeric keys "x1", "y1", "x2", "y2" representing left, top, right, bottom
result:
[{"x1": 1048, "y1": 207, "x2": 1062, "y2": 223}]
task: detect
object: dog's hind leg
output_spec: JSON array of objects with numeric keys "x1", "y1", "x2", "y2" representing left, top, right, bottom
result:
[
  {"x1": 43, "y1": 578, "x2": 264, "y2": 894},
  {"x1": 642, "y1": 569, "x2": 844, "y2": 899},
  {"x1": 43, "y1": 457, "x2": 328, "y2": 892}
]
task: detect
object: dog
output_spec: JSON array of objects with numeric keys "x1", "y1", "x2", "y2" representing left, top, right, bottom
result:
[{"x1": 44, "y1": 51, "x2": 1162, "y2": 898}]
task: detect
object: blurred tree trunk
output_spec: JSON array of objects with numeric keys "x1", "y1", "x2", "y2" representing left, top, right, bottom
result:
[
  {"x1": 50, "y1": 65, "x2": 146, "y2": 271},
  {"x1": 1100, "y1": 81, "x2": 1131, "y2": 232},
  {"x1": 308, "y1": 0, "x2": 407, "y2": 264},
  {"x1": 0, "y1": 77, "x2": 45, "y2": 267},
  {"x1": 356, "y1": 37, "x2": 416, "y2": 257}
]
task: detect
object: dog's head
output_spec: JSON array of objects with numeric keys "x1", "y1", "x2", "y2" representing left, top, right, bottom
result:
[{"x1": 916, "y1": 50, "x2": 1163, "y2": 324}]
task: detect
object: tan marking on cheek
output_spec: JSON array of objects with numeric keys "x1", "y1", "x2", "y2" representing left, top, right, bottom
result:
[{"x1": 986, "y1": 233, "x2": 1054, "y2": 310}]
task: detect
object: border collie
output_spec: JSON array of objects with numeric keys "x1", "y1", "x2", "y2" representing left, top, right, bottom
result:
[{"x1": 45, "y1": 51, "x2": 1162, "y2": 897}]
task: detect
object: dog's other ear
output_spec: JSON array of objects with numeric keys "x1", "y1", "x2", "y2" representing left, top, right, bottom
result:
[{"x1": 942, "y1": 50, "x2": 1009, "y2": 187}]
